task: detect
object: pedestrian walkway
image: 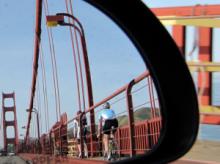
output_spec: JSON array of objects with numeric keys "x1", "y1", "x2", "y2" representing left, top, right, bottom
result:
[
  {"x1": 19, "y1": 154, "x2": 107, "y2": 164},
  {"x1": 0, "y1": 156, "x2": 28, "y2": 164}
]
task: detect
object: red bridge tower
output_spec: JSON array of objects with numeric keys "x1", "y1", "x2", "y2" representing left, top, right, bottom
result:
[{"x1": 2, "y1": 92, "x2": 19, "y2": 153}]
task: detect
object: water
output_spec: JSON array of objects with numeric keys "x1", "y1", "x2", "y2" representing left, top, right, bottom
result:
[
  {"x1": 198, "y1": 124, "x2": 220, "y2": 141},
  {"x1": 194, "y1": 74, "x2": 220, "y2": 141},
  {"x1": 212, "y1": 73, "x2": 220, "y2": 105}
]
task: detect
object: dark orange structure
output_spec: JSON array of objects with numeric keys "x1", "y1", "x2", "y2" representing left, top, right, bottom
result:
[
  {"x1": 151, "y1": 5, "x2": 215, "y2": 104},
  {"x1": 2, "y1": 92, "x2": 19, "y2": 153},
  {"x1": 17, "y1": 2, "x2": 219, "y2": 164},
  {"x1": 151, "y1": 5, "x2": 220, "y2": 125}
]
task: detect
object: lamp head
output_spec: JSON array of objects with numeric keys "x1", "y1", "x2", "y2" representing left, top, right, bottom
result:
[{"x1": 46, "y1": 15, "x2": 64, "y2": 27}]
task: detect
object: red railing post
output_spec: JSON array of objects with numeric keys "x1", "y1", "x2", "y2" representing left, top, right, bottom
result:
[
  {"x1": 79, "y1": 113, "x2": 85, "y2": 158},
  {"x1": 126, "y1": 80, "x2": 135, "y2": 157},
  {"x1": 147, "y1": 77, "x2": 155, "y2": 118},
  {"x1": 117, "y1": 129, "x2": 121, "y2": 157}
]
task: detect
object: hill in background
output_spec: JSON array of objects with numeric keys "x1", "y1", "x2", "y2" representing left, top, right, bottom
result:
[{"x1": 117, "y1": 107, "x2": 159, "y2": 126}]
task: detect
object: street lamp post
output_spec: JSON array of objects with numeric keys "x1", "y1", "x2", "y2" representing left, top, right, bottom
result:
[
  {"x1": 46, "y1": 13, "x2": 95, "y2": 157},
  {"x1": 20, "y1": 134, "x2": 25, "y2": 153},
  {"x1": 22, "y1": 126, "x2": 29, "y2": 150},
  {"x1": 26, "y1": 108, "x2": 41, "y2": 153}
]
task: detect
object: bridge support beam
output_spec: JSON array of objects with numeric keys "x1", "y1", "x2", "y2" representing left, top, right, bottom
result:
[
  {"x1": 198, "y1": 27, "x2": 212, "y2": 105},
  {"x1": 152, "y1": 5, "x2": 215, "y2": 116},
  {"x1": 151, "y1": 5, "x2": 220, "y2": 17},
  {"x1": 172, "y1": 25, "x2": 186, "y2": 56}
]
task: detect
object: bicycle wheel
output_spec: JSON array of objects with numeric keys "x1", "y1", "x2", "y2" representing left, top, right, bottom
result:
[{"x1": 111, "y1": 139, "x2": 120, "y2": 161}]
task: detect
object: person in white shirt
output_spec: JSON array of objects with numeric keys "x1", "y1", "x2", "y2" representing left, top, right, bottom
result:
[{"x1": 73, "y1": 110, "x2": 88, "y2": 158}]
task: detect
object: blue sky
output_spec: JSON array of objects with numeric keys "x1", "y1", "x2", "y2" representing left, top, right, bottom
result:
[{"x1": 0, "y1": 1, "x2": 220, "y2": 148}]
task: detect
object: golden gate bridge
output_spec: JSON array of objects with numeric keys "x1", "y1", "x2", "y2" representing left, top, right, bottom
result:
[{"x1": 1, "y1": 1, "x2": 220, "y2": 164}]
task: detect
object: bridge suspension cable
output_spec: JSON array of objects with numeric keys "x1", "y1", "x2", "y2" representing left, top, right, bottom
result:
[
  {"x1": 36, "y1": 79, "x2": 43, "y2": 134},
  {"x1": 64, "y1": 0, "x2": 82, "y2": 112},
  {"x1": 43, "y1": 0, "x2": 61, "y2": 121},
  {"x1": 65, "y1": 0, "x2": 86, "y2": 112},
  {"x1": 39, "y1": 44, "x2": 50, "y2": 132}
]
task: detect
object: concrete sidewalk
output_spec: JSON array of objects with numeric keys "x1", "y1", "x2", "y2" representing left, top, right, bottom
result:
[{"x1": 0, "y1": 156, "x2": 28, "y2": 164}]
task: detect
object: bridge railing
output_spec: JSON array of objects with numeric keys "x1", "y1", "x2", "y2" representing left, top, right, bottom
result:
[
  {"x1": 70, "y1": 70, "x2": 162, "y2": 158},
  {"x1": 20, "y1": 71, "x2": 162, "y2": 158}
]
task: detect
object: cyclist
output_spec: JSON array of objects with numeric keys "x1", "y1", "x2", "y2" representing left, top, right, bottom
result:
[
  {"x1": 73, "y1": 110, "x2": 88, "y2": 158},
  {"x1": 97, "y1": 102, "x2": 118, "y2": 161}
]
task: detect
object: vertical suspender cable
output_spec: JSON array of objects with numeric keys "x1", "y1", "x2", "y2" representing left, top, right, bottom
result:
[
  {"x1": 33, "y1": 93, "x2": 36, "y2": 138},
  {"x1": 39, "y1": 44, "x2": 50, "y2": 132},
  {"x1": 65, "y1": 2, "x2": 95, "y2": 152},
  {"x1": 68, "y1": 1, "x2": 94, "y2": 110},
  {"x1": 43, "y1": 0, "x2": 61, "y2": 121},
  {"x1": 33, "y1": 112, "x2": 36, "y2": 138},
  {"x1": 50, "y1": 33, "x2": 62, "y2": 118},
  {"x1": 43, "y1": 0, "x2": 58, "y2": 121},
  {"x1": 36, "y1": 80, "x2": 40, "y2": 132},
  {"x1": 36, "y1": 79, "x2": 43, "y2": 134},
  {"x1": 67, "y1": 0, "x2": 86, "y2": 110},
  {"x1": 46, "y1": 0, "x2": 61, "y2": 118},
  {"x1": 64, "y1": 0, "x2": 83, "y2": 112}
]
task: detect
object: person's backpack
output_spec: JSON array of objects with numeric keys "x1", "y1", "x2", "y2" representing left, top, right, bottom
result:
[{"x1": 81, "y1": 114, "x2": 87, "y2": 126}]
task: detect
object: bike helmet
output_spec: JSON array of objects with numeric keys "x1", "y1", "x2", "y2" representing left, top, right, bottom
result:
[{"x1": 103, "y1": 102, "x2": 110, "y2": 109}]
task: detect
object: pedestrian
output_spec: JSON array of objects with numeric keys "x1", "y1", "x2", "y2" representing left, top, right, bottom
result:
[{"x1": 73, "y1": 110, "x2": 88, "y2": 158}]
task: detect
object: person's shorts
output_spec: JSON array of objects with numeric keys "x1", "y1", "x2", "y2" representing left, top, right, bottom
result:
[
  {"x1": 103, "y1": 119, "x2": 118, "y2": 135},
  {"x1": 76, "y1": 127, "x2": 87, "y2": 144},
  {"x1": 76, "y1": 138, "x2": 81, "y2": 144}
]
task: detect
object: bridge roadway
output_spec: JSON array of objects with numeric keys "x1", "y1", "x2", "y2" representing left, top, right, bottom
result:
[
  {"x1": 19, "y1": 154, "x2": 108, "y2": 164},
  {"x1": 0, "y1": 156, "x2": 28, "y2": 164},
  {"x1": 18, "y1": 154, "x2": 220, "y2": 164}
]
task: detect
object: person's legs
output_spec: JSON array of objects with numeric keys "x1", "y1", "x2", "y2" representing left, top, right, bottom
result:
[
  {"x1": 102, "y1": 134, "x2": 109, "y2": 159},
  {"x1": 83, "y1": 127, "x2": 88, "y2": 157},
  {"x1": 102, "y1": 120, "x2": 112, "y2": 160},
  {"x1": 77, "y1": 139, "x2": 82, "y2": 157},
  {"x1": 77, "y1": 144, "x2": 82, "y2": 157},
  {"x1": 106, "y1": 135, "x2": 111, "y2": 160},
  {"x1": 84, "y1": 142, "x2": 88, "y2": 157}
]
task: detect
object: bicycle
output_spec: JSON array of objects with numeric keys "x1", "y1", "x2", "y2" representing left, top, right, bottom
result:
[
  {"x1": 98, "y1": 124, "x2": 120, "y2": 161},
  {"x1": 108, "y1": 127, "x2": 120, "y2": 161}
]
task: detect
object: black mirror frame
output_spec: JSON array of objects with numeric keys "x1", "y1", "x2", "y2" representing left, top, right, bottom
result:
[{"x1": 85, "y1": 0, "x2": 199, "y2": 163}]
